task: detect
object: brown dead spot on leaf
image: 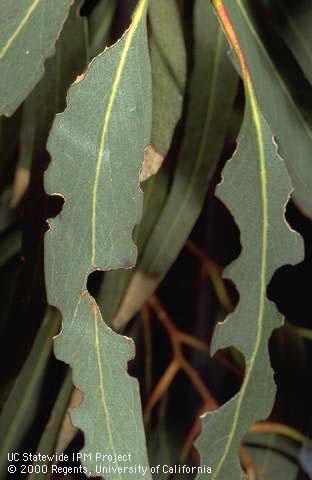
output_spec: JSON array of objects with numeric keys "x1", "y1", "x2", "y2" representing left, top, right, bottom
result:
[
  {"x1": 91, "y1": 301, "x2": 98, "y2": 316},
  {"x1": 139, "y1": 145, "x2": 163, "y2": 183},
  {"x1": 74, "y1": 73, "x2": 85, "y2": 85}
]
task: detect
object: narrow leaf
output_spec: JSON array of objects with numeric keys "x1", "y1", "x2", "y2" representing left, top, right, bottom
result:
[
  {"x1": 0, "y1": 309, "x2": 60, "y2": 476},
  {"x1": 195, "y1": 2, "x2": 303, "y2": 479},
  {"x1": 27, "y1": 371, "x2": 73, "y2": 480},
  {"x1": 8, "y1": 1, "x2": 88, "y2": 208},
  {"x1": 141, "y1": 0, "x2": 238, "y2": 276},
  {"x1": 88, "y1": 0, "x2": 117, "y2": 57},
  {"x1": 222, "y1": 0, "x2": 312, "y2": 217},
  {"x1": 98, "y1": 0, "x2": 187, "y2": 328},
  {"x1": 112, "y1": 0, "x2": 238, "y2": 329},
  {"x1": 148, "y1": 0, "x2": 186, "y2": 157},
  {"x1": 98, "y1": 162, "x2": 170, "y2": 327},
  {"x1": 17, "y1": 99, "x2": 37, "y2": 170},
  {"x1": 20, "y1": 0, "x2": 88, "y2": 157},
  {"x1": 0, "y1": 0, "x2": 73, "y2": 116},
  {"x1": 276, "y1": 0, "x2": 312, "y2": 85},
  {"x1": 45, "y1": 0, "x2": 152, "y2": 477},
  {"x1": 244, "y1": 432, "x2": 301, "y2": 480},
  {"x1": 10, "y1": 99, "x2": 36, "y2": 207}
]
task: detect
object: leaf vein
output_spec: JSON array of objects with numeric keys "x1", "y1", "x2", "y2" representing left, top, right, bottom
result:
[{"x1": 91, "y1": 0, "x2": 148, "y2": 264}]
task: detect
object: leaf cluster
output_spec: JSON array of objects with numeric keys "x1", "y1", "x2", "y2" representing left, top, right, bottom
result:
[{"x1": 0, "y1": 1, "x2": 312, "y2": 480}]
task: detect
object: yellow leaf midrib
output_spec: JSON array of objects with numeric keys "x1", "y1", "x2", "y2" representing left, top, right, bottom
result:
[
  {"x1": 93, "y1": 305, "x2": 123, "y2": 480},
  {"x1": 211, "y1": 2, "x2": 269, "y2": 478},
  {"x1": 91, "y1": 0, "x2": 148, "y2": 265},
  {"x1": 211, "y1": 90, "x2": 268, "y2": 480},
  {"x1": 236, "y1": 0, "x2": 312, "y2": 144}
]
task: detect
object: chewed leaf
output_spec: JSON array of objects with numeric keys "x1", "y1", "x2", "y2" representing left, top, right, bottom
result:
[
  {"x1": 44, "y1": 0, "x2": 152, "y2": 477},
  {"x1": 220, "y1": 0, "x2": 312, "y2": 217},
  {"x1": 0, "y1": 0, "x2": 73, "y2": 116},
  {"x1": 65, "y1": 295, "x2": 150, "y2": 478},
  {"x1": 195, "y1": 2, "x2": 303, "y2": 479},
  {"x1": 109, "y1": 0, "x2": 239, "y2": 331}
]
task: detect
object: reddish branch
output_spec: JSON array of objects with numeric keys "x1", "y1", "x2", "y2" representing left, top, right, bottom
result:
[{"x1": 143, "y1": 296, "x2": 218, "y2": 419}]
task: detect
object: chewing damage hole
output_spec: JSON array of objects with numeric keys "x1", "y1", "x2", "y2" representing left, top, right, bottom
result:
[
  {"x1": 266, "y1": 200, "x2": 312, "y2": 431},
  {"x1": 87, "y1": 269, "x2": 104, "y2": 300},
  {"x1": 267, "y1": 201, "x2": 309, "y2": 325},
  {"x1": 45, "y1": 193, "x2": 65, "y2": 225},
  {"x1": 223, "y1": 278, "x2": 239, "y2": 312}
]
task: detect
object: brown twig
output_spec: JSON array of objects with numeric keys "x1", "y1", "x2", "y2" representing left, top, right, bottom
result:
[
  {"x1": 144, "y1": 286, "x2": 258, "y2": 476},
  {"x1": 144, "y1": 360, "x2": 180, "y2": 420},
  {"x1": 144, "y1": 296, "x2": 218, "y2": 420},
  {"x1": 186, "y1": 241, "x2": 245, "y2": 376},
  {"x1": 250, "y1": 421, "x2": 312, "y2": 445},
  {"x1": 239, "y1": 446, "x2": 263, "y2": 479}
]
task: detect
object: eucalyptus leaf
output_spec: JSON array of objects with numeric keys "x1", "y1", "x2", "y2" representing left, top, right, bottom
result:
[
  {"x1": 148, "y1": 0, "x2": 186, "y2": 157},
  {"x1": 27, "y1": 371, "x2": 73, "y2": 480},
  {"x1": 44, "y1": 0, "x2": 152, "y2": 476},
  {"x1": 18, "y1": 99, "x2": 37, "y2": 170},
  {"x1": 223, "y1": 0, "x2": 312, "y2": 217},
  {"x1": 141, "y1": 0, "x2": 237, "y2": 277},
  {"x1": 88, "y1": 0, "x2": 117, "y2": 57},
  {"x1": 276, "y1": 0, "x2": 312, "y2": 85},
  {"x1": 0, "y1": 309, "x2": 60, "y2": 477},
  {"x1": 0, "y1": 0, "x2": 73, "y2": 116},
  {"x1": 112, "y1": 0, "x2": 238, "y2": 330},
  {"x1": 20, "y1": 0, "x2": 88, "y2": 160},
  {"x1": 195, "y1": 2, "x2": 303, "y2": 478},
  {"x1": 97, "y1": 0, "x2": 186, "y2": 326},
  {"x1": 98, "y1": 161, "x2": 171, "y2": 327},
  {"x1": 244, "y1": 432, "x2": 301, "y2": 480}
]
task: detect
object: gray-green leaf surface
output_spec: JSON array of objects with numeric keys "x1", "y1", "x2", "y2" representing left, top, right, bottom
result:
[
  {"x1": 148, "y1": 0, "x2": 186, "y2": 157},
  {"x1": 197, "y1": 104, "x2": 303, "y2": 480},
  {"x1": 88, "y1": 0, "x2": 117, "y2": 57},
  {"x1": 110, "y1": 0, "x2": 238, "y2": 330},
  {"x1": 141, "y1": 0, "x2": 237, "y2": 277},
  {"x1": 16, "y1": 0, "x2": 88, "y2": 168},
  {"x1": 0, "y1": 0, "x2": 73, "y2": 116},
  {"x1": 244, "y1": 432, "x2": 301, "y2": 480},
  {"x1": 195, "y1": 2, "x2": 303, "y2": 478},
  {"x1": 44, "y1": 0, "x2": 152, "y2": 477},
  {"x1": 276, "y1": 0, "x2": 312, "y2": 85},
  {"x1": 27, "y1": 371, "x2": 73, "y2": 480},
  {"x1": 0, "y1": 309, "x2": 60, "y2": 477},
  {"x1": 224, "y1": 0, "x2": 312, "y2": 217}
]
